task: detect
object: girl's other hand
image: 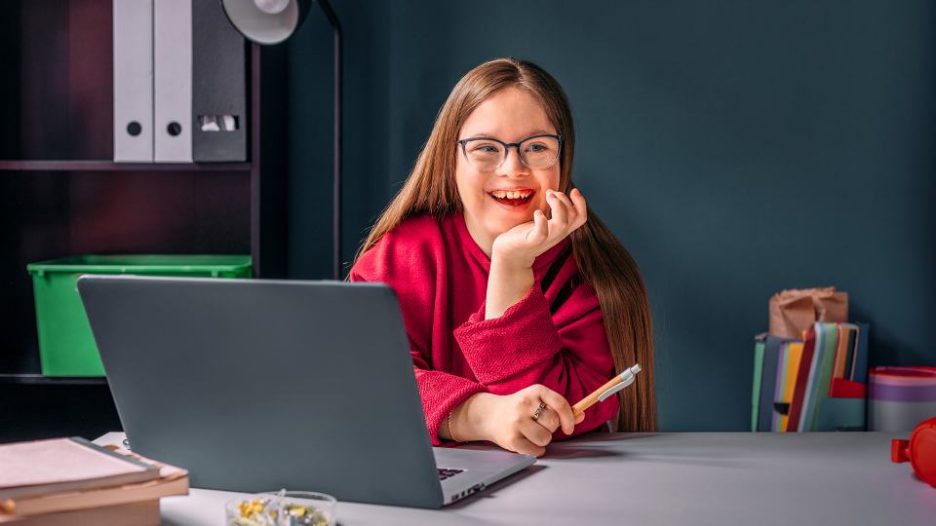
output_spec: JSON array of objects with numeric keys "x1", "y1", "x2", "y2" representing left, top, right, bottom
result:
[{"x1": 491, "y1": 188, "x2": 587, "y2": 269}]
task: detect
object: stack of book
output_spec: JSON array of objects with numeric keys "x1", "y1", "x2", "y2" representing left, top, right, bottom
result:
[
  {"x1": 752, "y1": 322, "x2": 870, "y2": 432},
  {"x1": 0, "y1": 437, "x2": 188, "y2": 525}
]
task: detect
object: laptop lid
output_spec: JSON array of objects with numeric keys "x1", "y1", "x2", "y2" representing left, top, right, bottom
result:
[{"x1": 78, "y1": 276, "x2": 450, "y2": 507}]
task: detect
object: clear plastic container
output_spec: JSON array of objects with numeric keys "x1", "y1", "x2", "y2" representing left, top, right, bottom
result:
[{"x1": 225, "y1": 491, "x2": 337, "y2": 526}]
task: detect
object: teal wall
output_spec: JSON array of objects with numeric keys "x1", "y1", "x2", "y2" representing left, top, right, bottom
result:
[{"x1": 287, "y1": 1, "x2": 936, "y2": 431}]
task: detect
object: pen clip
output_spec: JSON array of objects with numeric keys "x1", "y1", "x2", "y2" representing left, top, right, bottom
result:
[
  {"x1": 597, "y1": 380, "x2": 630, "y2": 402},
  {"x1": 597, "y1": 365, "x2": 641, "y2": 402}
]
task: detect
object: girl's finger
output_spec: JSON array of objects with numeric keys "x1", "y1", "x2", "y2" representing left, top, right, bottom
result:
[
  {"x1": 510, "y1": 435, "x2": 546, "y2": 457},
  {"x1": 520, "y1": 416, "x2": 554, "y2": 448},
  {"x1": 552, "y1": 191, "x2": 577, "y2": 228},
  {"x1": 569, "y1": 188, "x2": 588, "y2": 228},
  {"x1": 536, "y1": 388, "x2": 577, "y2": 436},
  {"x1": 531, "y1": 209, "x2": 548, "y2": 241},
  {"x1": 546, "y1": 190, "x2": 568, "y2": 229},
  {"x1": 531, "y1": 404, "x2": 561, "y2": 434}
]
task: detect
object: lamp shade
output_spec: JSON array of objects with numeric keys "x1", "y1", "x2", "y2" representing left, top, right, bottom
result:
[{"x1": 220, "y1": 0, "x2": 310, "y2": 45}]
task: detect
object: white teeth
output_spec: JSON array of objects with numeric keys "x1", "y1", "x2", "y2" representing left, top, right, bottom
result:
[{"x1": 491, "y1": 190, "x2": 531, "y2": 200}]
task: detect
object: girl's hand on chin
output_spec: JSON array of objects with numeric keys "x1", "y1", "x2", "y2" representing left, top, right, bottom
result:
[{"x1": 491, "y1": 188, "x2": 588, "y2": 268}]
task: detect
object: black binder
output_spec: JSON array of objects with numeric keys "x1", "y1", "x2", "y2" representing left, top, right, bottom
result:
[{"x1": 192, "y1": 0, "x2": 247, "y2": 162}]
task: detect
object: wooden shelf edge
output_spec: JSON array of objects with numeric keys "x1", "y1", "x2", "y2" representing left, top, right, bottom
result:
[{"x1": 0, "y1": 160, "x2": 252, "y2": 172}]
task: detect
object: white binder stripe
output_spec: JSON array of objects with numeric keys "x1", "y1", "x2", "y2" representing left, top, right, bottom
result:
[
  {"x1": 113, "y1": 0, "x2": 154, "y2": 162},
  {"x1": 153, "y1": 0, "x2": 193, "y2": 162}
]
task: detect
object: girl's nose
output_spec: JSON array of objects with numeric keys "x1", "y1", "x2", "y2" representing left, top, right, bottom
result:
[{"x1": 498, "y1": 147, "x2": 528, "y2": 176}]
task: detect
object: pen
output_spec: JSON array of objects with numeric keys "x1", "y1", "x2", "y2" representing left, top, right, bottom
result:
[{"x1": 572, "y1": 363, "x2": 642, "y2": 418}]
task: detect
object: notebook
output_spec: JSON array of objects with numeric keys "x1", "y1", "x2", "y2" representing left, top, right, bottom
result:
[{"x1": 0, "y1": 438, "x2": 158, "y2": 501}]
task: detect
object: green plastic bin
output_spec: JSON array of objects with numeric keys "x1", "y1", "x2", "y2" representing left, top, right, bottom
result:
[{"x1": 27, "y1": 255, "x2": 252, "y2": 377}]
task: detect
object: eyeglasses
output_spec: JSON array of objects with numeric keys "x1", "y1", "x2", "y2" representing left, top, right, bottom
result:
[{"x1": 457, "y1": 134, "x2": 563, "y2": 172}]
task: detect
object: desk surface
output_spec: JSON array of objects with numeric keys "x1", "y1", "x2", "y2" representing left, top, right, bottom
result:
[{"x1": 98, "y1": 432, "x2": 934, "y2": 526}]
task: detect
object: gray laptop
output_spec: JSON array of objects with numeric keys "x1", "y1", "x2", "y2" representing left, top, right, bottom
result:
[{"x1": 77, "y1": 275, "x2": 535, "y2": 508}]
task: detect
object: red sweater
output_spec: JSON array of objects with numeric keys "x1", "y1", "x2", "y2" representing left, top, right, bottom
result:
[{"x1": 349, "y1": 213, "x2": 618, "y2": 445}]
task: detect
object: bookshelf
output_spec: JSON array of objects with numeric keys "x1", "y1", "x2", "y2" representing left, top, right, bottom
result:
[
  {"x1": 0, "y1": 161, "x2": 252, "y2": 172},
  {"x1": 0, "y1": 0, "x2": 288, "y2": 441}
]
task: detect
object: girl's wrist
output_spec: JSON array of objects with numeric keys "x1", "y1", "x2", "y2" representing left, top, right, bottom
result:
[
  {"x1": 453, "y1": 392, "x2": 494, "y2": 442},
  {"x1": 490, "y1": 247, "x2": 534, "y2": 271},
  {"x1": 485, "y1": 260, "x2": 534, "y2": 319},
  {"x1": 446, "y1": 408, "x2": 460, "y2": 442}
]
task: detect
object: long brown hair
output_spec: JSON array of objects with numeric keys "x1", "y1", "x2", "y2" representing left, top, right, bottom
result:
[{"x1": 354, "y1": 58, "x2": 657, "y2": 432}]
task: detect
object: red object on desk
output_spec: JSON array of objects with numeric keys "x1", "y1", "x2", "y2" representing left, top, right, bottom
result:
[{"x1": 891, "y1": 416, "x2": 936, "y2": 488}]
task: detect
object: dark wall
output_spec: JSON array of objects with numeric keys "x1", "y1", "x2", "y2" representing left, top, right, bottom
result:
[{"x1": 288, "y1": 1, "x2": 936, "y2": 431}]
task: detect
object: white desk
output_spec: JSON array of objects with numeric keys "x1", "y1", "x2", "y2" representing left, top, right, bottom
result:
[{"x1": 97, "y1": 432, "x2": 934, "y2": 525}]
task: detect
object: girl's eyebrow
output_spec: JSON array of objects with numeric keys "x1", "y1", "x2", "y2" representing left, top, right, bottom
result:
[{"x1": 462, "y1": 129, "x2": 555, "y2": 140}]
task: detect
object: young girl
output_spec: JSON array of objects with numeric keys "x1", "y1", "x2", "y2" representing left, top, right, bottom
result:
[{"x1": 350, "y1": 58, "x2": 655, "y2": 457}]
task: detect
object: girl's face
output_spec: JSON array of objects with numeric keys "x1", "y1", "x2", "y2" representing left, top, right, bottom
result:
[{"x1": 455, "y1": 87, "x2": 561, "y2": 252}]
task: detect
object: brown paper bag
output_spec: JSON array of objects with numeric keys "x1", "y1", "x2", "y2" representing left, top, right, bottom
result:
[{"x1": 769, "y1": 287, "x2": 848, "y2": 339}]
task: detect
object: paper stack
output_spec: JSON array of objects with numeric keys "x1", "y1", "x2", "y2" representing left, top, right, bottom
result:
[{"x1": 0, "y1": 437, "x2": 188, "y2": 525}]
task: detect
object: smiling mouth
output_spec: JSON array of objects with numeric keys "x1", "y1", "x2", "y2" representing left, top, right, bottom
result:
[{"x1": 488, "y1": 189, "x2": 534, "y2": 207}]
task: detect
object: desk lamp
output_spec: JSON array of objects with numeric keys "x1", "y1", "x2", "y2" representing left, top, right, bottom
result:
[{"x1": 221, "y1": 0, "x2": 343, "y2": 279}]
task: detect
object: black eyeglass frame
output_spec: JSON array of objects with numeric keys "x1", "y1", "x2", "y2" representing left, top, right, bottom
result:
[{"x1": 456, "y1": 133, "x2": 564, "y2": 170}]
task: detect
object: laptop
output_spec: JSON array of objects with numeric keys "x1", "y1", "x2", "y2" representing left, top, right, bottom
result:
[{"x1": 77, "y1": 275, "x2": 535, "y2": 508}]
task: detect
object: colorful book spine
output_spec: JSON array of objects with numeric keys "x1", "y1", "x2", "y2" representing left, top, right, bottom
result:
[
  {"x1": 751, "y1": 335, "x2": 766, "y2": 432},
  {"x1": 786, "y1": 325, "x2": 817, "y2": 432},
  {"x1": 757, "y1": 335, "x2": 787, "y2": 432},
  {"x1": 779, "y1": 342, "x2": 804, "y2": 431},
  {"x1": 771, "y1": 341, "x2": 789, "y2": 432},
  {"x1": 852, "y1": 322, "x2": 870, "y2": 384},
  {"x1": 805, "y1": 323, "x2": 839, "y2": 430}
]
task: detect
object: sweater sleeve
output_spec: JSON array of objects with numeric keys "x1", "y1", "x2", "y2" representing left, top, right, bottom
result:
[
  {"x1": 349, "y1": 224, "x2": 486, "y2": 446},
  {"x1": 453, "y1": 285, "x2": 619, "y2": 438}
]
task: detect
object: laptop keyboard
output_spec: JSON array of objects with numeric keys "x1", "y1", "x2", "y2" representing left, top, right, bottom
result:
[{"x1": 438, "y1": 468, "x2": 464, "y2": 481}]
